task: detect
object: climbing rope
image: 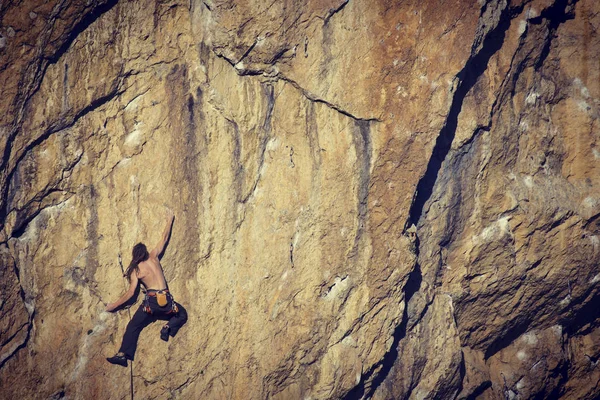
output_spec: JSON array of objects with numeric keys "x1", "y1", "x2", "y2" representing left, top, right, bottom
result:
[{"x1": 118, "y1": 253, "x2": 135, "y2": 400}]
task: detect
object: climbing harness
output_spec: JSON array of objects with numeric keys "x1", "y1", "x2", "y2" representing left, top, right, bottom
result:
[{"x1": 142, "y1": 288, "x2": 179, "y2": 315}]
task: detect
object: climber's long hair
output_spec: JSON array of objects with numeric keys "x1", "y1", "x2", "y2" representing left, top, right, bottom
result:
[{"x1": 125, "y1": 243, "x2": 149, "y2": 282}]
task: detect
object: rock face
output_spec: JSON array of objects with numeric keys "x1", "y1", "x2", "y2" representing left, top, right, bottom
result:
[{"x1": 0, "y1": 0, "x2": 598, "y2": 399}]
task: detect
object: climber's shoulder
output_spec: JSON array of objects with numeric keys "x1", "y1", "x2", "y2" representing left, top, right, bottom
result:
[{"x1": 149, "y1": 247, "x2": 161, "y2": 259}]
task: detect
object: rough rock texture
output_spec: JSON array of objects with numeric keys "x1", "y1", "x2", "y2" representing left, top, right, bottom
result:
[{"x1": 0, "y1": 0, "x2": 598, "y2": 399}]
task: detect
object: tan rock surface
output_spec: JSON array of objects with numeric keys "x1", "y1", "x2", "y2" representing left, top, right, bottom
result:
[{"x1": 0, "y1": 0, "x2": 598, "y2": 399}]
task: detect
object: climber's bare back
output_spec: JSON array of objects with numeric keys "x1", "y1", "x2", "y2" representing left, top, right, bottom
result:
[{"x1": 137, "y1": 255, "x2": 168, "y2": 290}]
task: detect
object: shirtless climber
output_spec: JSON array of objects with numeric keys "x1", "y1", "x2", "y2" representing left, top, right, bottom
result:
[{"x1": 105, "y1": 209, "x2": 188, "y2": 367}]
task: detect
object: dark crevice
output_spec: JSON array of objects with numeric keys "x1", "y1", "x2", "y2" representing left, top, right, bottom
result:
[
  {"x1": 407, "y1": 1, "x2": 523, "y2": 229},
  {"x1": 46, "y1": 0, "x2": 120, "y2": 65},
  {"x1": 561, "y1": 290, "x2": 600, "y2": 336},
  {"x1": 585, "y1": 353, "x2": 599, "y2": 364},
  {"x1": 343, "y1": 259, "x2": 423, "y2": 400},
  {"x1": 0, "y1": 322, "x2": 28, "y2": 348},
  {"x1": 0, "y1": 0, "x2": 120, "y2": 234},
  {"x1": 367, "y1": 261, "x2": 423, "y2": 397},
  {"x1": 289, "y1": 242, "x2": 295, "y2": 268},
  {"x1": 541, "y1": 360, "x2": 569, "y2": 399},
  {"x1": 530, "y1": 0, "x2": 578, "y2": 70},
  {"x1": 323, "y1": 0, "x2": 349, "y2": 24},
  {"x1": 0, "y1": 305, "x2": 34, "y2": 370},
  {"x1": 63, "y1": 63, "x2": 69, "y2": 110},
  {"x1": 1, "y1": 84, "x2": 124, "y2": 234},
  {"x1": 213, "y1": 52, "x2": 263, "y2": 76},
  {"x1": 346, "y1": 1, "x2": 526, "y2": 397},
  {"x1": 479, "y1": 0, "x2": 490, "y2": 20},
  {"x1": 463, "y1": 380, "x2": 492, "y2": 400},
  {"x1": 228, "y1": 118, "x2": 243, "y2": 206},
  {"x1": 212, "y1": 47, "x2": 380, "y2": 121},
  {"x1": 305, "y1": 95, "x2": 379, "y2": 123},
  {"x1": 240, "y1": 84, "x2": 274, "y2": 204},
  {"x1": 1, "y1": 0, "x2": 119, "y2": 173},
  {"x1": 583, "y1": 212, "x2": 600, "y2": 235},
  {"x1": 455, "y1": 356, "x2": 468, "y2": 399},
  {"x1": 48, "y1": 389, "x2": 66, "y2": 400},
  {"x1": 267, "y1": 46, "x2": 291, "y2": 65},
  {"x1": 484, "y1": 317, "x2": 531, "y2": 360},
  {"x1": 348, "y1": 120, "x2": 372, "y2": 259},
  {"x1": 0, "y1": 325, "x2": 32, "y2": 369},
  {"x1": 277, "y1": 76, "x2": 380, "y2": 122},
  {"x1": 236, "y1": 40, "x2": 258, "y2": 64},
  {"x1": 10, "y1": 190, "x2": 74, "y2": 239}
]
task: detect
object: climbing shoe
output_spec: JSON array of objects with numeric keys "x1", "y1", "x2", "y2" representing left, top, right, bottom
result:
[
  {"x1": 106, "y1": 352, "x2": 128, "y2": 367},
  {"x1": 160, "y1": 325, "x2": 170, "y2": 342}
]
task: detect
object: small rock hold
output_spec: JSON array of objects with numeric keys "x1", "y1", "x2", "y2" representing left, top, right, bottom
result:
[
  {"x1": 29, "y1": 12, "x2": 38, "y2": 20},
  {"x1": 0, "y1": 35, "x2": 6, "y2": 49},
  {"x1": 7, "y1": 27, "x2": 15, "y2": 38},
  {"x1": 406, "y1": 223, "x2": 417, "y2": 236},
  {"x1": 304, "y1": 37, "x2": 308, "y2": 57}
]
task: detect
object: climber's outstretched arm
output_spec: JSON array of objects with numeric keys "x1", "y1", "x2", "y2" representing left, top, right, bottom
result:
[
  {"x1": 106, "y1": 272, "x2": 139, "y2": 312},
  {"x1": 150, "y1": 209, "x2": 174, "y2": 259}
]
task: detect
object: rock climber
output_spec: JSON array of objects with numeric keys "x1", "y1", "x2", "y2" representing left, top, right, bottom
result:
[{"x1": 105, "y1": 209, "x2": 188, "y2": 367}]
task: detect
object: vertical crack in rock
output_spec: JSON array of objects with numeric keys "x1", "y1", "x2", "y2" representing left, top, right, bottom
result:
[
  {"x1": 382, "y1": 1, "x2": 586, "y2": 397},
  {"x1": 345, "y1": 1, "x2": 529, "y2": 398},
  {"x1": 409, "y1": 0, "x2": 579, "y2": 232},
  {"x1": 343, "y1": 261, "x2": 423, "y2": 400},
  {"x1": 0, "y1": 0, "x2": 122, "y2": 370},
  {"x1": 0, "y1": 0, "x2": 120, "y2": 232},
  {"x1": 1, "y1": 0, "x2": 119, "y2": 178},
  {"x1": 407, "y1": 1, "x2": 520, "y2": 229},
  {"x1": 304, "y1": 100, "x2": 322, "y2": 172},
  {"x1": 227, "y1": 118, "x2": 244, "y2": 229},
  {"x1": 165, "y1": 65, "x2": 204, "y2": 261},
  {"x1": 240, "y1": 84, "x2": 275, "y2": 204},
  {"x1": 84, "y1": 184, "x2": 100, "y2": 293},
  {"x1": 63, "y1": 63, "x2": 69, "y2": 111},
  {"x1": 0, "y1": 253, "x2": 35, "y2": 369},
  {"x1": 2, "y1": 84, "x2": 125, "y2": 238},
  {"x1": 348, "y1": 120, "x2": 371, "y2": 259}
]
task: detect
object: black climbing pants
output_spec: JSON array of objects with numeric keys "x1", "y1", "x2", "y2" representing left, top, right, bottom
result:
[{"x1": 119, "y1": 296, "x2": 188, "y2": 360}]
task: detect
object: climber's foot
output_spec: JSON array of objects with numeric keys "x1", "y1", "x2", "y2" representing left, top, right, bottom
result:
[
  {"x1": 106, "y1": 352, "x2": 128, "y2": 367},
  {"x1": 160, "y1": 325, "x2": 170, "y2": 342}
]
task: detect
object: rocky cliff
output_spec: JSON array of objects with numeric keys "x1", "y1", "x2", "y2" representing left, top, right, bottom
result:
[{"x1": 0, "y1": 0, "x2": 598, "y2": 399}]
